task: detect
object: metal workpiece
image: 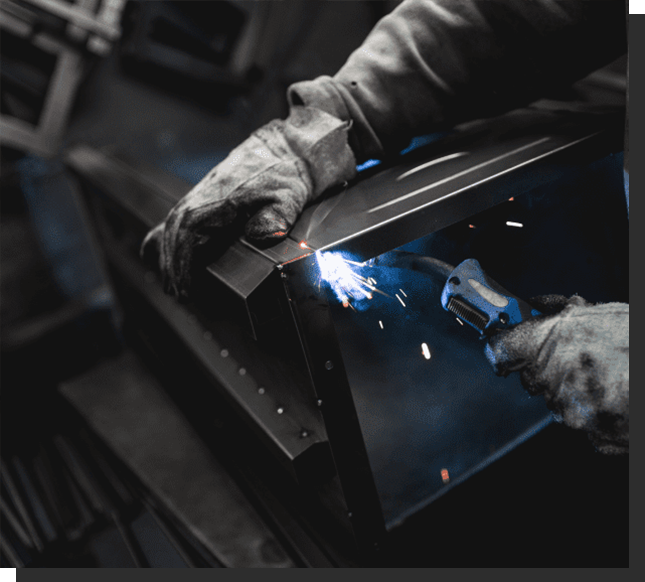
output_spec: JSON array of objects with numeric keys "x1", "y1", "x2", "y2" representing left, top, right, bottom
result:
[
  {"x1": 106, "y1": 245, "x2": 333, "y2": 487},
  {"x1": 282, "y1": 254, "x2": 387, "y2": 556},
  {"x1": 289, "y1": 109, "x2": 624, "y2": 260}
]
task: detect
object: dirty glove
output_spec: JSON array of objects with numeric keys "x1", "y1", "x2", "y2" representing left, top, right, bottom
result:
[
  {"x1": 485, "y1": 296, "x2": 629, "y2": 455},
  {"x1": 141, "y1": 106, "x2": 357, "y2": 297}
]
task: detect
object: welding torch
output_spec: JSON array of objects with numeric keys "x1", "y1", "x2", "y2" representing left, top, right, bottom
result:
[{"x1": 375, "y1": 251, "x2": 541, "y2": 336}]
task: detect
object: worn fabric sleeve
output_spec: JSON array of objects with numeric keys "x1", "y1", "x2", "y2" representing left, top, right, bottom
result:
[{"x1": 288, "y1": 0, "x2": 627, "y2": 162}]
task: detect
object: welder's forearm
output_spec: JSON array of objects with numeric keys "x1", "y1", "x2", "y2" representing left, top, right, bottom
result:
[{"x1": 289, "y1": 0, "x2": 626, "y2": 162}]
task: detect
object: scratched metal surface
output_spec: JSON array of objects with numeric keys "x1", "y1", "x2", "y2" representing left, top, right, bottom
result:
[{"x1": 289, "y1": 109, "x2": 621, "y2": 261}]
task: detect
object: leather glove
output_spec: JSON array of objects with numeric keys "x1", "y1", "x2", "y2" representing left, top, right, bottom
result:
[
  {"x1": 141, "y1": 106, "x2": 357, "y2": 297},
  {"x1": 485, "y1": 295, "x2": 629, "y2": 455}
]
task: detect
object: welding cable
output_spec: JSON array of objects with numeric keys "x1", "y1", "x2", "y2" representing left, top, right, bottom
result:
[{"x1": 373, "y1": 250, "x2": 454, "y2": 279}]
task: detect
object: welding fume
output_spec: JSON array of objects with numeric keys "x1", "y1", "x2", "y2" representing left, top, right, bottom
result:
[{"x1": 141, "y1": 1, "x2": 628, "y2": 455}]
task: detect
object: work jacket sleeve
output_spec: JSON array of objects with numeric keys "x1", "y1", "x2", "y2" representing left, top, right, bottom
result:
[{"x1": 287, "y1": 0, "x2": 627, "y2": 163}]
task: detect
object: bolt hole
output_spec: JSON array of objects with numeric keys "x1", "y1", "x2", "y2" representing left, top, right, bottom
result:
[{"x1": 449, "y1": 277, "x2": 460, "y2": 285}]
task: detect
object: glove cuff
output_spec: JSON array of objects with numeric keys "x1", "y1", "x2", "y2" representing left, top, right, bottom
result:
[
  {"x1": 283, "y1": 105, "x2": 358, "y2": 200},
  {"x1": 287, "y1": 76, "x2": 385, "y2": 163}
]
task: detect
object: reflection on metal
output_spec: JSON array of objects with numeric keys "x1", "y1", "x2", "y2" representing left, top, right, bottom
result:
[
  {"x1": 369, "y1": 138, "x2": 551, "y2": 213},
  {"x1": 467, "y1": 279, "x2": 509, "y2": 308},
  {"x1": 396, "y1": 152, "x2": 468, "y2": 181},
  {"x1": 312, "y1": 129, "x2": 607, "y2": 258}
]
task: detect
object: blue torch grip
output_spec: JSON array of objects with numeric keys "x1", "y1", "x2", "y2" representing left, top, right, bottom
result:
[{"x1": 441, "y1": 259, "x2": 541, "y2": 335}]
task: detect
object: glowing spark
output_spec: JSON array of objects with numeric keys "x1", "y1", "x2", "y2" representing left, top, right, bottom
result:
[
  {"x1": 456, "y1": 318, "x2": 464, "y2": 325},
  {"x1": 318, "y1": 251, "x2": 375, "y2": 305},
  {"x1": 506, "y1": 221, "x2": 523, "y2": 228},
  {"x1": 369, "y1": 278, "x2": 377, "y2": 285},
  {"x1": 469, "y1": 224, "x2": 476, "y2": 229},
  {"x1": 509, "y1": 197, "x2": 515, "y2": 201},
  {"x1": 399, "y1": 289, "x2": 407, "y2": 297},
  {"x1": 379, "y1": 321, "x2": 384, "y2": 329},
  {"x1": 421, "y1": 343, "x2": 431, "y2": 359},
  {"x1": 396, "y1": 294, "x2": 406, "y2": 307},
  {"x1": 441, "y1": 468, "x2": 450, "y2": 483}
]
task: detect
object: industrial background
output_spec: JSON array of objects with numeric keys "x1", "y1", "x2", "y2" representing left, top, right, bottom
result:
[{"x1": 0, "y1": 0, "x2": 630, "y2": 568}]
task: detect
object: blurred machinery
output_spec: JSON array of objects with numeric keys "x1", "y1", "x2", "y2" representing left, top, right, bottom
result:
[{"x1": 0, "y1": 0, "x2": 127, "y2": 157}]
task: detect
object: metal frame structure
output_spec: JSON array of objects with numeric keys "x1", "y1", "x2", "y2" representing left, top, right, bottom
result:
[{"x1": 64, "y1": 101, "x2": 625, "y2": 560}]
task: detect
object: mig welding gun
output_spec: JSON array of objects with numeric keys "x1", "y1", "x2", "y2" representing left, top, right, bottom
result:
[{"x1": 441, "y1": 257, "x2": 629, "y2": 455}]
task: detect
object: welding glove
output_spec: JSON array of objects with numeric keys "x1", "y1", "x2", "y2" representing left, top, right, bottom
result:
[
  {"x1": 485, "y1": 295, "x2": 629, "y2": 454},
  {"x1": 141, "y1": 106, "x2": 357, "y2": 297}
]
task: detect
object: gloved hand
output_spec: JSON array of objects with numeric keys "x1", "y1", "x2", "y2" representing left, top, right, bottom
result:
[
  {"x1": 485, "y1": 295, "x2": 629, "y2": 454},
  {"x1": 141, "y1": 106, "x2": 357, "y2": 297}
]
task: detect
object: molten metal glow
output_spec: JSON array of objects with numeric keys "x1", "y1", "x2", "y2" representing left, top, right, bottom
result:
[
  {"x1": 316, "y1": 251, "x2": 372, "y2": 306},
  {"x1": 299, "y1": 240, "x2": 309, "y2": 249},
  {"x1": 441, "y1": 468, "x2": 450, "y2": 483}
]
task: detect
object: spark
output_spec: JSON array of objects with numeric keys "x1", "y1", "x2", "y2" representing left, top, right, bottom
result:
[
  {"x1": 509, "y1": 197, "x2": 515, "y2": 201},
  {"x1": 399, "y1": 289, "x2": 407, "y2": 297},
  {"x1": 368, "y1": 277, "x2": 377, "y2": 285},
  {"x1": 441, "y1": 468, "x2": 450, "y2": 483},
  {"x1": 379, "y1": 320, "x2": 384, "y2": 329},
  {"x1": 421, "y1": 343, "x2": 431, "y2": 359},
  {"x1": 506, "y1": 221, "x2": 523, "y2": 228},
  {"x1": 299, "y1": 240, "x2": 310, "y2": 249},
  {"x1": 456, "y1": 318, "x2": 464, "y2": 325},
  {"x1": 396, "y1": 294, "x2": 406, "y2": 307},
  {"x1": 469, "y1": 224, "x2": 476, "y2": 229}
]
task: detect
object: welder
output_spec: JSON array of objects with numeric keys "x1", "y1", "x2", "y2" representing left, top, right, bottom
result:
[{"x1": 142, "y1": 0, "x2": 629, "y2": 454}]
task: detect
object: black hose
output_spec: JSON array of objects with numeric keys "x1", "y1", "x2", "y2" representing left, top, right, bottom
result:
[{"x1": 373, "y1": 250, "x2": 454, "y2": 280}]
